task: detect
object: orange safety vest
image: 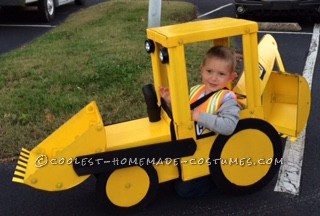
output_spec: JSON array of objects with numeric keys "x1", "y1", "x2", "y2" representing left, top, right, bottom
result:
[
  {"x1": 189, "y1": 84, "x2": 232, "y2": 137},
  {"x1": 189, "y1": 84, "x2": 230, "y2": 113}
]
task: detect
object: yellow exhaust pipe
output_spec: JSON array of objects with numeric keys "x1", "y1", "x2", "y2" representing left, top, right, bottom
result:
[{"x1": 12, "y1": 101, "x2": 107, "y2": 191}]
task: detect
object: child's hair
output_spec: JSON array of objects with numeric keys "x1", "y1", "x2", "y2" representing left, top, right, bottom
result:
[{"x1": 202, "y1": 46, "x2": 237, "y2": 71}]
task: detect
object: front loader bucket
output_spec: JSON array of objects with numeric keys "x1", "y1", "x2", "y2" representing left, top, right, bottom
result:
[
  {"x1": 12, "y1": 101, "x2": 106, "y2": 191},
  {"x1": 262, "y1": 72, "x2": 311, "y2": 138}
]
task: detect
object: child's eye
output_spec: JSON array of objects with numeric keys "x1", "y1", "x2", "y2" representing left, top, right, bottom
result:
[
  {"x1": 219, "y1": 72, "x2": 226, "y2": 76},
  {"x1": 206, "y1": 69, "x2": 212, "y2": 73}
]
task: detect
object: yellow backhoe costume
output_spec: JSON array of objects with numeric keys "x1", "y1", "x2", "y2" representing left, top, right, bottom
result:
[{"x1": 12, "y1": 18, "x2": 311, "y2": 211}]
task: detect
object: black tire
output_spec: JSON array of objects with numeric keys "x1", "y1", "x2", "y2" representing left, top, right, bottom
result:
[
  {"x1": 75, "y1": 0, "x2": 86, "y2": 6},
  {"x1": 38, "y1": 0, "x2": 55, "y2": 22},
  {"x1": 96, "y1": 165, "x2": 159, "y2": 212},
  {"x1": 210, "y1": 118, "x2": 283, "y2": 195}
]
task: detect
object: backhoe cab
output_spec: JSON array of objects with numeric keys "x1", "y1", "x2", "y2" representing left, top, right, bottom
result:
[{"x1": 12, "y1": 18, "x2": 311, "y2": 211}]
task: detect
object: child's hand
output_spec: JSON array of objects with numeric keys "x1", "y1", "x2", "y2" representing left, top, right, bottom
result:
[
  {"x1": 192, "y1": 110, "x2": 200, "y2": 122},
  {"x1": 160, "y1": 86, "x2": 171, "y2": 107}
]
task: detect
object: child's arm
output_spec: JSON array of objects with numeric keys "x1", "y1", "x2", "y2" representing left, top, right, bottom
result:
[
  {"x1": 159, "y1": 86, "x2": 171, "y2": 108},
  {"x1": 194, "y1": 93, "x2": 240, "y2": 135}
]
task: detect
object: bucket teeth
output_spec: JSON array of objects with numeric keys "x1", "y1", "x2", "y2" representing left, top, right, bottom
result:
[
  {"x1": 12, "y1": 177, "x2": 24, "y2": 183},
  {"x1": 14, "y1": 170, "x2": 25, "y2": 178},
  {"x1": 15, "y1": 165, "x2": 26, "y2": 172},
  {"x1": 12, "y1": 166, "x2": 26, "y2": 183},
  {"x1": 18, "y1": 156, "x2": 28, "y2": 164},
  {"x1": 12, "y1": 148, "x2": 30, "y2": 184},
  {"x1": 21, "y1": 148, "x2": 30, "y2": 155}
]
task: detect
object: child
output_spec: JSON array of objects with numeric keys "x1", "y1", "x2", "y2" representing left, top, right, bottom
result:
[{"x1": 160, "y1": 45, "x2": 241, "y2": 197}]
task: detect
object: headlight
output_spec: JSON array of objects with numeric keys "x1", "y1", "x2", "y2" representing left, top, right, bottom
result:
[
  {"x1": 145, "y1": 39, "x2": 155, "y2": 53},
  {"x1": 159, "y1": 48, "x2": 169, "y2": 64}
]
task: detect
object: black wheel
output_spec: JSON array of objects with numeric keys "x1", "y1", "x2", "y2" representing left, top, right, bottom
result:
[
  {"x1": 210, "y1": 118, "x2": 283, "y2": 195},
  {"x1": 75, "y1": 0, "x2": 86, "y2": 6},
  {"x1": 96, "y1": 165, "x2": 159, "y2": 212},
  {"x1": 38, "y1": 0, "x2": 55, "y2": 22}
]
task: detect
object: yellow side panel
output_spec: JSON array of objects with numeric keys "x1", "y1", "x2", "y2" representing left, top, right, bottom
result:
[
  {"x1": 105, "y1": 118, "x2": 171, "y2": 150},
  {"x1": 154, "y1": 163, "x2": 180, "y2": 183},
  {"x1": 180, "y1": 136, "x2": 217, "y2": 181},
  {"x1": 105, "y1": 118, "x2": 177, "y2": 183}
]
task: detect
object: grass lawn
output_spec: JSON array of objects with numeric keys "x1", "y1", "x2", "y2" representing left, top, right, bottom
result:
[{"x1": 0, "y1": 0, "x2": 202, "y2": 158}]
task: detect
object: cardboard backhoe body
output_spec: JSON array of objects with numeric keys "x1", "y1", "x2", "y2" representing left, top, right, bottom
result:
[{"x1": 12, "y1": 18, "x2": 310, "y2": 209}]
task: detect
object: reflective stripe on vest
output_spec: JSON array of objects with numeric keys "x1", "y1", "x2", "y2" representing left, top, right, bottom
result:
[{"x1": 189, "y1": 84, "x2": 228, "y2": 114}]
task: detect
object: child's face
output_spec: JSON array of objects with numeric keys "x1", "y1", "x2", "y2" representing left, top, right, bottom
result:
[{"x1": 201, "y1": 57, "x2": 236, "y2": 93}]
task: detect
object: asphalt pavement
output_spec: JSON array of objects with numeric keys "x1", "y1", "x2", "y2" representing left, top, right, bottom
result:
[{"x1": 0, "y1": 0, "x2": 105, "y2": 55}]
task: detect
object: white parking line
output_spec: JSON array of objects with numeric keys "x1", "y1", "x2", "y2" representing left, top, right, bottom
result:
[
  {"x1": 0, "y1": 24, "x2": 55, "y2": 28},
  {"x1": 197, "y1": 3, "x2": 233, "y2": 18},
  {"x1": 274, "y1": 23, "x2": 319, "y2": 195},
  {"x1": 259, "y1": 30, "x2": 313, "y2": 35}
]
